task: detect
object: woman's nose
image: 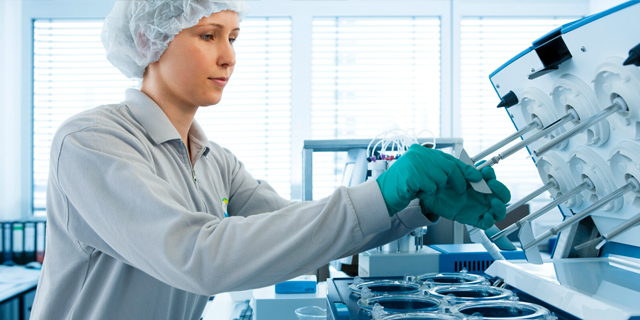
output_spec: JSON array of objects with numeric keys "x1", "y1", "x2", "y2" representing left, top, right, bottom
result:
[{"x1": 217, "y1": 41, "x2": 236, "y2": 68}]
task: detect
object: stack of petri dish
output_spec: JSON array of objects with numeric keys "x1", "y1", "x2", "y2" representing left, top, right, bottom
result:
[{"x1": 352, "y1": 270, "x2": 556, "y2": 320}]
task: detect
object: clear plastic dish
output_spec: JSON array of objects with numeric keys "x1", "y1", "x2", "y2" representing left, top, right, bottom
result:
[
  {"x1": 295, "y1": 306, "x2": 327, "y2": 320},
  {"x1": 358, "y1": 294, "x2": 443, "y2": 314},
  {"x1": 379, "y1": 313, "x2": 466, "y2": 320},
  {"x1": 349, "y1": 279, "x2": 423, "y2": 296},
  {"x1": 451, "y1": 301, "x2": 556, "y2": 319},
  {"x1": 428, "y1": 285, "x2": 514, "y2": 304},
  {"x1": 415, "y1": 272, "x2": 488, "y2": 287}
]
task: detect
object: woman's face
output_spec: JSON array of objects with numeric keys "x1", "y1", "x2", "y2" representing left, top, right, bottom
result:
[{"x1": 148, "y1": 10, "x2": 240, "y2": 108}]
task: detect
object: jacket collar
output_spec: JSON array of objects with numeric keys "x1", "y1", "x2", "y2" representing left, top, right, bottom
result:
[{"x1": 123, "y1": 89, "x2": 210, "y2": 157}]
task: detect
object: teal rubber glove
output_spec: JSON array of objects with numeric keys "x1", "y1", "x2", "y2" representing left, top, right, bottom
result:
[
  {"x1": 419, "y1": 165, "x2": 511, "y2": 230},
  {"x1": 376, "y1": 144, "x2": 483, "y2": 216}
]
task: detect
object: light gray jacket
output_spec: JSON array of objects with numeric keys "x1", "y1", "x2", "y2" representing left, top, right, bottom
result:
[{"x1": 30, "y1": 89, "x2": 434, "y2": 319}]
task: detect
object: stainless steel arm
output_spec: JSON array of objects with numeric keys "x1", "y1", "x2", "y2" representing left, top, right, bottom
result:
[
  {"x1": 491, "y1": 181, "x2": 590, "y2": 242},
  {"x1": 575, "y1": 211, "x2": 640, "y2": 250},
  {"x1": 471, "y1": 120, "x2": 540, "y2": 163},
  {"x1": 505, "y1": 181, "x2": 556, "y2": 214},
  {"x1": 523, "y1": 181, "x2": 636, "y2": 251},
  {"x1": 476, "y1": 113, "x2": 574, "y2": 170}
]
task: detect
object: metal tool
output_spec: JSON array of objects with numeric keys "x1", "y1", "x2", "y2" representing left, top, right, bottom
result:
[
  {"x1": 476, "y1": 113, "x2": 576, "y2": 170},
  {"x1": 471, "y1": 119, "x2": 542, "y2": 163},
  {"x1": 521, "y1": 177, "x2": 639, "y2": 263},
  {"x1": 491, "y1": 179, "x2": 592, "y2": 242},
  {"x1": 575, "y1": 211, "x2": 640, "y2": 250}
]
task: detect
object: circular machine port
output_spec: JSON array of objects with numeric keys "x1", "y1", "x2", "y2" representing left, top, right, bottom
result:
[
  {"x1": 609, "y1": 141, "x2": 640, "y2": 208},
  {"x1": 536, "y1": 151, "x2": 584, "y2": 208},
  {"x1": 552, "y1": 74, "x2": 610, "y2": 147},
  {"x1": 452, "y1": 301, "x2": 552, "y2": 319},
  {"x1": 415, "y1": 272, "x2": 487, "y2": 287},
  {"x1": 358, "y1": 294, "x2": 443, "y2": 314},
  {"x1": 518, "y1": 87, "x2": 569, "y2": 150},
  {"x1": 380, "y1": 313, "x2": 465, "y2": 320},
  {"x1": 593, "y1": 56, "x2": 640, "y2": 140},
  {"x1": 349, "y1": 280, "x2": 423, "y2": 297},
  {"x1": 428, "y1": 285, "x2": 514, "y2": 304},
  {"x1": 568, "y1": 146, "x2": 624, "y2": 211}
]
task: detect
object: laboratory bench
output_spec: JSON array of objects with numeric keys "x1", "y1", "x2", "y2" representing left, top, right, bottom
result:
[{"x1": 0, "y1": 265, "x2": 40, "y2": 320}]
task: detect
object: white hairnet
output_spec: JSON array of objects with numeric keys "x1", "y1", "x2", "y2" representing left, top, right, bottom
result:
[{"x1": 101, "y1": 0, "x2": 250, "y2": 79}]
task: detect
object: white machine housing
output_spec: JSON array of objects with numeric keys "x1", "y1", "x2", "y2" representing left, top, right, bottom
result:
[{"x1": 485, "y1": 2, "x2": 640, "y2": 319}]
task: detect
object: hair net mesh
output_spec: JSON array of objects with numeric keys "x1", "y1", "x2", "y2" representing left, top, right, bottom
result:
[{"x1": 101, "y1": 0, "x2": 250, "y2": 79}]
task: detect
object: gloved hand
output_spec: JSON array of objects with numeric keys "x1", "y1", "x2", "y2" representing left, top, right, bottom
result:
[
  {"x1": 376, "y1": 144, "x2": 483, "y2": 216},
  {"x1": 419, "y1": 164, "x2": 511, "y2": 230}
]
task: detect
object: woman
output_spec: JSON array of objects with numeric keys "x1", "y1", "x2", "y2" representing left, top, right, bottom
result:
[{"x1": 30, "y1": 1, "x2": 510, "y2": 319}]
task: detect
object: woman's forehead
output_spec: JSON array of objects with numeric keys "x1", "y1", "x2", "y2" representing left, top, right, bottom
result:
[{"x1": 195, "y1": 10, "x2": 240, "y2": 30}]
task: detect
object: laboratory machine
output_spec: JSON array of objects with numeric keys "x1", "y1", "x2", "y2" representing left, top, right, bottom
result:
[{"x1": 326, "y1": 1, "x2": 640, "y2": 319}]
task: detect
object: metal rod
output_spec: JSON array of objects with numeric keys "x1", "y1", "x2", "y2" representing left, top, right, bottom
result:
[
  {"x1": 506, "y1": 181, "x2": 555, "y2": 214},
  {"x1": 603, "y1": 211, "x2": 640, "y2": 241},
  {"x1": 532, "y1": 103, "x2": 623, "y2": 157},
  {"x1": 524, "y1": 183, "x2": 634, "y2": 251},
  {"x1": 491, "y1": 181, "x2": 589, "y2": 242},
  {"x1": 476, "y1": 113, "x2": 574, "y2": 170},
  {"x1": 471, "y1": 121, "x2": 540, "y2": 163},
  {"x1": 576, "y1": 211, "x2": 640, "y2": 251}
]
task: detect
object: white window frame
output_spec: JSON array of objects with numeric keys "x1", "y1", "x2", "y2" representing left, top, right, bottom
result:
[{"x1": 18, "y1": 0, "x2": 589, "y2": 218}]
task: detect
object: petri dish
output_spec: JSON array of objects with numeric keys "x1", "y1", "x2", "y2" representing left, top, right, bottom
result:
[
  {"x1": 295, "y1": 306, "x2": 327, "y2": 320},
  {"x1": 428, "y1": 285, "x2": 514, "y2": 304},
  {"x1": 380, "y1": 313, "x2": 465, "y2": 320},
  {"x1": 349, "y1": 280, "x2": 423, "y2": 296},
  {"x1": 416, "y1": 272, "x2": 487, "y2": 287},
  {"x1": 358, "y1": 294, "x2": 443, "y2": 314},
  {"x1": 452, "y1": 301, "x2": 552, "y2": 319}
]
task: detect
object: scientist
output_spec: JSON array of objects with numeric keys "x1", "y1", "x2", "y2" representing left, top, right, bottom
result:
[{"x1": 30, "y1": 1, "x2": 510, "y2": 319}]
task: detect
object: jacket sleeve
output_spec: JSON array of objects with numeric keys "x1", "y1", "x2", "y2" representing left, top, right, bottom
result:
[
  {"x1": 54, "y1": 124, "x2": 434, "y2": 296},
  {"x1": 223, "y1": 150, "x2": 437, "y2": 261},
  {"x1": 222, "y1": 147, "x2": 296, "y2": 217}
]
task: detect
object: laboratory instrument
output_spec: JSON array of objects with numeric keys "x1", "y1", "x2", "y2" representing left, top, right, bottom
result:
[
  {"x1": 450, "y1": 301, "x2": 555, "y2": 320},
  {"x1": 325, "y1": 2, "x2": 640, "y2": 319},
  {"x1": 480, "y1": 1, "x2": 640, "y2": 319},
  {"x1": 377, "y1": 314, "x2": 465, "y2": 320},
  {"x1": 413, "y1": 272, "x2": 487, "y2": 287},
  {"x1": 349, "y1": 279, "x2": 423, "y2": 297},
  {"x1": 427, "y1": 285, "x2": 515, "y2": 304},
  {"x1": 357, "y1": 294, "x2": 443, "y2": 314}
]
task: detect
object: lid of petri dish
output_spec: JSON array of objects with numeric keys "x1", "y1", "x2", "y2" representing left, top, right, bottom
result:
[
  {"x1": 358, "y1": 294, "x2": 443, "y2": 314},
  {"x1": 294, "y1": 306, "x2": 327, "y2": 319},
  {"x1": 451, "y1": 301, "x2": 553, "y2": 319},
  {"x1": 416, "y1": 272, "x2": 488, "y2": 287},
  {"x1": 349, "y1": 280, "x2": 423, "y2": 296},
  {"x1": 380, "y1": 313, "x2": 466, "y2": 320},
  {"x1": 429, "y1": 285, "x2": 514, "y2": 304}
]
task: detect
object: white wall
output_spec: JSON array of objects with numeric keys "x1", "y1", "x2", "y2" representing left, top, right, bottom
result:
[
  {"x1": 590, "y1": 0, "x2": 627, "y2": 13},
  {"x1": 0, "y1": 0, "x2": 23, "y2": 221}
]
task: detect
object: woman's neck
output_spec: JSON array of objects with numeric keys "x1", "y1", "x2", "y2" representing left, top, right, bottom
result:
[{"x1": 140, "y1": 80, "x2": 197, "y2": 151}]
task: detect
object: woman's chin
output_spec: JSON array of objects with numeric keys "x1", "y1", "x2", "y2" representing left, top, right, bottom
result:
[{"x1": 199, "y1": 95, "x2": 223, "y2": 107}]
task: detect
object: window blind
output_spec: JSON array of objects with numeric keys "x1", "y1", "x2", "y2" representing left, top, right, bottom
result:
[
  {"x1": 311, "y1": 17, "x2": 441, "y2": 199},
  {"x1": 459, "y1": 17, "x2": 579, "y2": 226},
  {"x1": 196, "y1": 17, "x2": 292, "y2": 199},
  {"x1": 32, "y1": 19, "x2": 139, "y2": 213},
  {"x1": 32, "y1": 17, "x2": 293, "y2": 214}
]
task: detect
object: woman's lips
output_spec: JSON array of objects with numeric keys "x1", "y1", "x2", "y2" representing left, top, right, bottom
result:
[{"x1": 209, "y1": 77, "x2": 228, "y2": 86}]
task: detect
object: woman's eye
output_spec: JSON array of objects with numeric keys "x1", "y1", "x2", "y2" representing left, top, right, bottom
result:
[
  {"x1": 201, "y1": 34, "x2": 214, "y2": 41},
  {"x1": 229, "y1": 37, "x2": 237, "y2": 44}
]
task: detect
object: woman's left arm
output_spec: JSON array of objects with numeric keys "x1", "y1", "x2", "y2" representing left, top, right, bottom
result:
[{"x1": 222, "y1": 148, "x2": 437, "y2": 257}]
